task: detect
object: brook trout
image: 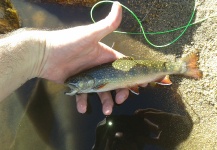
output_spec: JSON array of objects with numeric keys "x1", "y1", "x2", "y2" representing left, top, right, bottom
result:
[{"x1": 65, "y1": 53, "x2": 202, "y2": 95}]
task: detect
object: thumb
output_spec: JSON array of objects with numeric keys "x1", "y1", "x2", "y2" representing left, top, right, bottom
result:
[{"x1": 88, "y1": 1, "x2": 122, "y2": 41}]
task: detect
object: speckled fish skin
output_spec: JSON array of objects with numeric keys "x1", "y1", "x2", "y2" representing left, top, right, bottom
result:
[{"x1": 65, "y1": 53, "x2": 202, "y2": 96}]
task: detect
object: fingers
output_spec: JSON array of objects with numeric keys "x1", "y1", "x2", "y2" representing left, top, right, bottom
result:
[
  {"x1": 76, "y1": 89, "x2": 129, "y2": 115},
  {"x1": 89, "y1": 1, "x2": 122, "y2": 41},
  {"x1": 76, "y1": 94, "x2": 87, "y2": 113},
  {"x1": 75, "y1": 87, "x2": 144, "y2": 114},
  {"x1": 98, "y1": 89, "x2": 129, "y2": 115},
  {"x1": 115, "y1": 89, "x2": 129, "y2": 104},
  {"x1": 98, "y1": 92, "x2": 114, "y2": 115},
  {"x1": 75, "y1": 92, "x2": 114, "y2": 115}
]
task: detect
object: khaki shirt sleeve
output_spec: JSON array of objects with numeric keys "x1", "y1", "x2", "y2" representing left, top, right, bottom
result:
[{"x1": 0, "y1": 29, "x2": 46, "y2": 101}]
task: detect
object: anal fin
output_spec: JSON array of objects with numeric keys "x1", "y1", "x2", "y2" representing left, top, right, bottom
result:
[{"x1": 156, "y1": 75, "x2": 172, "y2": 85}]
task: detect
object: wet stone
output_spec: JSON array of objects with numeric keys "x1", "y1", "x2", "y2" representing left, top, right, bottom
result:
[{"x1": 0, "y1": 0, "x2": 20, "y2": 34}]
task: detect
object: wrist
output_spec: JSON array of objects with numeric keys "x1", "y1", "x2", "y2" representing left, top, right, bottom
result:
[
  {"x1": 18, "y1": 29, "x2": 48, "y2": 79},
  {"x1": 25, "y1": 29, "x2": 47, "y2": 79}
]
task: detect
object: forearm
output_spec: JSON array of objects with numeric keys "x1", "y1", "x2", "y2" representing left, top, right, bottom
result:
[{"x1": 0, "y1": 29, "x2": 46, "y2": 101}]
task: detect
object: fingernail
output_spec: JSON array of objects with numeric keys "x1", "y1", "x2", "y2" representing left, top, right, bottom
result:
[
  {"x1": 77, "y1": 104, "x2": 87, "y2": 114},
  {"x1": 103, "y1": 104, "x2": 112, "y2": 115},
  {"x1": 116, "y1": 94, "x2": 126, "y2": 104},
  {"x1": 110, "y1": 1, "x2": 120, "y2": 15},
  {"x1": 113, "y1": 1, "x2": 120, "y2": 6},
  {"x1": 104, "y1": 109, "x2": 112, "y2": 115}
]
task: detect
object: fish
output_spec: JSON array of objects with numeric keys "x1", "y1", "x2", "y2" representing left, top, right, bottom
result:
[{"x1": 64, "y1": 53, "x2": 202, "y2": 96}]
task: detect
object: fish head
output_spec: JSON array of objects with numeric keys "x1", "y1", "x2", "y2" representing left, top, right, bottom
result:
[{"x1": 65, "y1": 75, "x2": 95, "y2": 96}]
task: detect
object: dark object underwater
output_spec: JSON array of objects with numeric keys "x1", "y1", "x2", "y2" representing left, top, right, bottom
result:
[{"x1": 92, "y1": 108, "x2": 192, "y2": 150}]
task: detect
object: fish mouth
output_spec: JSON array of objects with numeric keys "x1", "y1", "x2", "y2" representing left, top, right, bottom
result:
[{"x1": 65, "y1": 83, "x2": 79, "y2": 96}]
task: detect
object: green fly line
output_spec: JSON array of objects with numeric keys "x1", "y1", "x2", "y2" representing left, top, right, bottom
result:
[{"x1": 90, "y1": 0, "x2": 217, "y2": 48}]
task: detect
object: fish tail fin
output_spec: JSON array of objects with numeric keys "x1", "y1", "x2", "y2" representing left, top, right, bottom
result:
[{"x1": 182, "y1": 53, "x2": 203, "y2": 79}]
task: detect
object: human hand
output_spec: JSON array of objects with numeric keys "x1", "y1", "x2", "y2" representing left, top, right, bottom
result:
[{"x1": 37, "y1": 2, "x2": 129, "y2": 115}]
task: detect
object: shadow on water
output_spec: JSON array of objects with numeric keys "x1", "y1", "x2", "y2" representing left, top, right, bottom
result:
[
  {"x1": 9, "y1": 79, "x2": 55, "y2": 149},
  {"x1": 2, "y1": 0, "x2": 198, "y2": 149},
  {"x1": 92, "y1": 109, "x2": 192, "y2": 150},
  {"x1": 91, "y1": 85, "x2": 193, "y2": 150}
]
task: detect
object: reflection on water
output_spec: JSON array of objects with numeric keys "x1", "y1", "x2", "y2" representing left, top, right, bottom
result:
[{"x1": 0, "y1": 0, "x2": 197, "y2": 150}]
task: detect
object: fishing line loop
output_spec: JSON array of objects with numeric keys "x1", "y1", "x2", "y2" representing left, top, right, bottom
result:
[{"x1": 90, "y1": 0, "x2": 216, "y2": 48}]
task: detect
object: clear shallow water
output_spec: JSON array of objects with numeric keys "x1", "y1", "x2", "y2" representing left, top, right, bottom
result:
[{"x1": 0, "y1": 0, "x2": 196, "y2": 150}]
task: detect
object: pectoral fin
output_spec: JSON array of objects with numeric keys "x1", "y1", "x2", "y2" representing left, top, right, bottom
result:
[
  {"x1": 129, "y1": 86, "x2": 140, "y2": 95},
  {"x1": 156, "y1": 75, "x2": 172, "y2": 85},
  {"x1": 93, "y1": 83, "x2": 107, "y2": 90}
]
